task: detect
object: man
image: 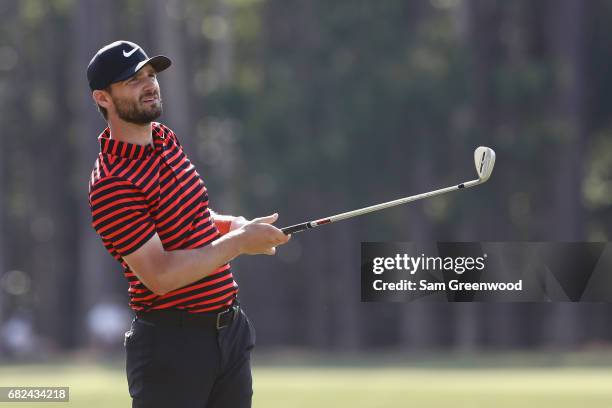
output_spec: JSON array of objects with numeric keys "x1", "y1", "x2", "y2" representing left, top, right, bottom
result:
[{"x1": 87, "y1": 40, "x2": 290, "y2": 408}]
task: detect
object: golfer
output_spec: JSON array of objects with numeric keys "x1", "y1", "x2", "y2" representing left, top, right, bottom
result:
[{"x1": 86, "y1": 40, "x2": 289, "y2": 408}]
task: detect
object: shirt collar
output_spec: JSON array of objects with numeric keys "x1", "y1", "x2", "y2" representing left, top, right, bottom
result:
[{"x1": 98, "y1": 122, "x2": 168, "y2": 159}]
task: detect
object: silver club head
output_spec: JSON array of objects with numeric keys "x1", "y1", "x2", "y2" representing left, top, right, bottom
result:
[{"x1": 474, "y1": 146, "x2": 495, "y2": 182}]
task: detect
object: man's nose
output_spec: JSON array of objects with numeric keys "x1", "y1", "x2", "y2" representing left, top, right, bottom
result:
[{"x1": 142, "y1": 78, "x2": 158, "y2": 94}]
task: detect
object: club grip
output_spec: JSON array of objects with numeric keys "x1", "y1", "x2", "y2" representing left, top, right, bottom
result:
[{"x1": 281, "y1": 222, "x2": 312, "y2": 235}]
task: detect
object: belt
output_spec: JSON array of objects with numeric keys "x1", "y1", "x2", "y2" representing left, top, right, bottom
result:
[{"x1": 135, "y1": 301, "x2": 240, "y2": 330}]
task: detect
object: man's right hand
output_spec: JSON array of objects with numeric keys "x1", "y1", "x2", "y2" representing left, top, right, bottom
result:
[{"x1": 235, "y1": 213, "x2": 291, "y2": 255}]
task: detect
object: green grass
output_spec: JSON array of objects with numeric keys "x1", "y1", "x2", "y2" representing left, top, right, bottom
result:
[
  {"x1": 0, "y1": 355, "x2": 611, "y2": 407},
  {"x1": 255, "y1": 367, "x2": 612, "y2": 408},
  {"x1": 0, "y1": 362, "x2": 127, "y2": 408}
]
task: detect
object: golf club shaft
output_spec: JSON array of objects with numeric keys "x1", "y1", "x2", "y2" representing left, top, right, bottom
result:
[{"x1": 281, "y1": 179, "x2": 481, "y2": 235}]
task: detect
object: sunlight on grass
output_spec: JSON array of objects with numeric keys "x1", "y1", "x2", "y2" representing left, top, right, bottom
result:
[{"x1": 0, "y1": 362, "x2": 611, "y2": 407}]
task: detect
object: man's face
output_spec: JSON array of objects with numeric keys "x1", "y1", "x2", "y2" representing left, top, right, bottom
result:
[{"x1": 107, "y1": 64, "x2": 163, "y2": 124}]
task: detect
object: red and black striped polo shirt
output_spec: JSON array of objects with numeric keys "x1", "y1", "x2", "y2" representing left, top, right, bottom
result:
[{"x1": 88, "y1": 122, "x2": 238, "y2": 313}]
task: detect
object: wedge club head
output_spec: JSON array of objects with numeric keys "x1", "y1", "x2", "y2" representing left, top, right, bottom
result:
[{"x1": 474, "y1": 146, "x2": 495, "y2": 182}]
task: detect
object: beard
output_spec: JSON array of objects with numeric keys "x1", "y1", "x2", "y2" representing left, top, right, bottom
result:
[{"x1": 112, "y1": 92, "x2": 163, "y2": 124}]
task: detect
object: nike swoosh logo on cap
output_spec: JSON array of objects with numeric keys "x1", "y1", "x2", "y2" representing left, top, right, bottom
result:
[{"x1": 123, "y1": 47, "x2": 139, "y2": 57}]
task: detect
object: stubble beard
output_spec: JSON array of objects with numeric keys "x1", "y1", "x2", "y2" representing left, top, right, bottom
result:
[{"x1": 113, "y1": 93, "x2": 163, "y2": 125}]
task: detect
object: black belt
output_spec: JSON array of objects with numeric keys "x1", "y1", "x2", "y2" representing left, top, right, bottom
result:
[{"x1": 136, "y1": 302, "x2": 240, "y2": 330}]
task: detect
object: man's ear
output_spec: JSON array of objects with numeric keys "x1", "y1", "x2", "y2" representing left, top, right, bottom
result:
[{"x1": 92, "y1": 89, "x2": 112, "y2": 110}]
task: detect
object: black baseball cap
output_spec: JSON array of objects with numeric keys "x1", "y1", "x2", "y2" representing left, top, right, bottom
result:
[{"x1": 87, "y1": 40, "x2": 171, "y2": 91}]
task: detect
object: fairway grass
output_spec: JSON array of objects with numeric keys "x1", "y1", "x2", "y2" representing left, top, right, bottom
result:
[
  {"x1": 254, "y1": 367, "x2": 612, "y2": 408},
  {"x1": 0, "y1": 361, "x2": 610, "y2": 407}
]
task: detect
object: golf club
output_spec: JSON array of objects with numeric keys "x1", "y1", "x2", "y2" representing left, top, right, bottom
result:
[{"x1": 280, "y1": 146, "x2": 496, "y2": 235}]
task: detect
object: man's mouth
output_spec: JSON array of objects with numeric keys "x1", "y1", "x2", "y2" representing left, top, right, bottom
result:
[{"x1": 141, "y1": 95, "x2": 160, "y2": 104}]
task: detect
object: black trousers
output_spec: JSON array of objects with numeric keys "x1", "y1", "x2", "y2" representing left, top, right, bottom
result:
[{"x1": 124, "y1": 307, "x2": 256, "y2": 408}]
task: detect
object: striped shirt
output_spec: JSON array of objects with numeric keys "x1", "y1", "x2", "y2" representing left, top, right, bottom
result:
[{"x1": 88, "y1": 122, "x2": 238, "y2": 313}]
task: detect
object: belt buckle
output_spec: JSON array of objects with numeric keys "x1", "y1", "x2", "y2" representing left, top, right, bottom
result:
[
  {"x1": 216, "y1": 308, "x2": 230, "y2": 330},
  {"x1": 216, "y1": 304, "x2": 239, "y2": 330}
]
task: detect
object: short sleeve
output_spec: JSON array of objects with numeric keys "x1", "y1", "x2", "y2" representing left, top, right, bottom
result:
[
  {"x1": 214, "y1": 219, "x2": 231, "y2": 235},
  {"x1": 89, "y1": 177, "x2": 156, "y2": 256}
]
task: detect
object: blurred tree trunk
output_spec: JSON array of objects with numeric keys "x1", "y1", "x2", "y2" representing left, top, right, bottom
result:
[
  {"x1": 546, "y1": 0, "x2": 588, "y2": 348},
  {"x1": 74, "y1": 0, "x2": 119, "y2": 347},
  {"x1": 331, "y1": 207, "x2": 360, "y2": 350},
  {"x1": 0, "y1": 121, "x2": 3, "y2": 325},
  {"x1": 482, "y1": 1, "x2": 530, "y2": 349},
  {"x1": 150, "y1": 0, "x2": 194, "y2": 153},
  {"x1": 459, "y1": 0, "x2": 501, "y2": 241},
  {"x1": 302, "y1": 226, "x2": 330, "y2": 348},
  {"x1": 1, "y1": 0, "x2": 25, "y2": 341},
  {"x1": 399, "y1": 139, "x2": 436, "y2": 349},
  {"x1": 13, "y1": 3, "x2": 69, "y2": 349},
  {"x1": 550, "y1": 0, "x2": 587, "y2": 241},
  {"x1": 196, "y1": 0, "x2": 240, "y2": 210},
  {"x1": 0, "y1": 3, "x2": 7, "y2": 326},
  {"x1": 450, "y1": 0, "x2": 505, "y2": 351},
  {"x1": 48, "y1": 7, "x2": 80, "y2": 349}
]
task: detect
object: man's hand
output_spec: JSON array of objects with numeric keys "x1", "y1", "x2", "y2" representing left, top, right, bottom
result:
[
  {"x1": 229, "y1": 216, "x2": 248, "y2": 231},
  {"x1": 234, "y1": 213, "x2": 290, "y2": 255}
]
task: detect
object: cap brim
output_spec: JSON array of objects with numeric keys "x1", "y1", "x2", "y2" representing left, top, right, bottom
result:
[{"x1": 113, "y1": 55, "x2": 172, "y2": 84}]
